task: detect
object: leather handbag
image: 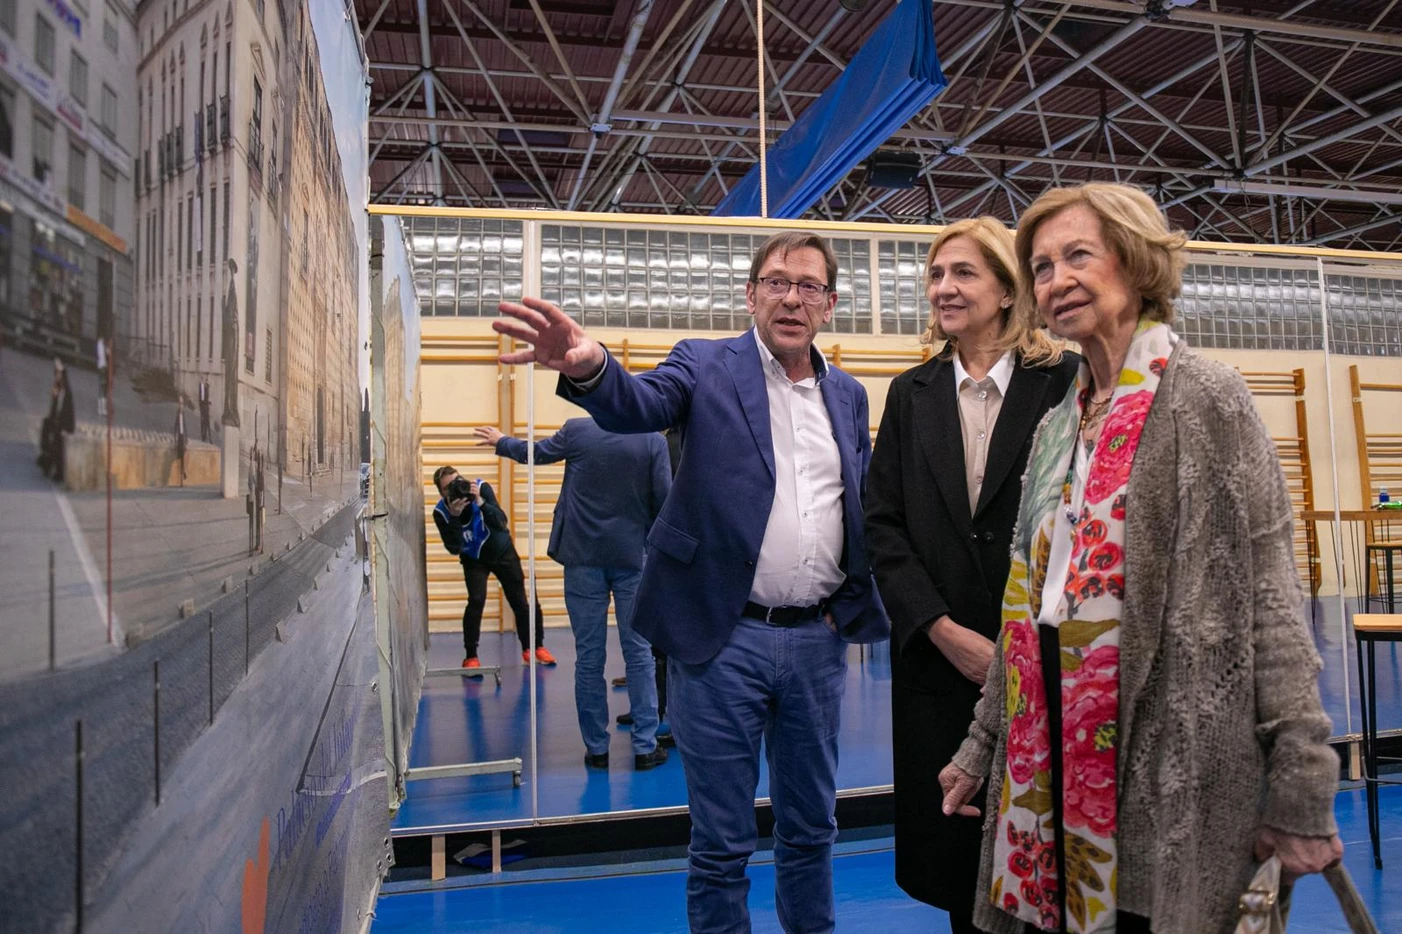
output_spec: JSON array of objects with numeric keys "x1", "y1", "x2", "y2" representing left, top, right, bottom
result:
[{"x1": 1234, "y1": 856, "x2": 1380, "y2": 934}]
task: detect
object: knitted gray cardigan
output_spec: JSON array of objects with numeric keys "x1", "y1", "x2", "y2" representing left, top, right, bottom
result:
[{"x1": 951, "y1": 344, "x2": 1340, "y2": 934}]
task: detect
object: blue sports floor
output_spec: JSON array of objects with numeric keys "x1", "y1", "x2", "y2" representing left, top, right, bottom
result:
[
  {"x1": 373, "y1": 787, "x2": 1402, "y2": 933},
  {"x1": 393, "y1": 600, "x2": 1399, "y2": 833},
  {"x1": 380, "y1": 602, "x2": 1401, "y2": 931},
  {"x1": 392, "y1": 629, "x2": 894, "y2": 832}
]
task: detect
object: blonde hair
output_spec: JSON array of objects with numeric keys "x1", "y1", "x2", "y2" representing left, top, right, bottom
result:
[
  {"x1": 1013, "y1": 183, "x2": 1188, "y2": 327},
  {"x1": 923, "y1": 216, "x2": 1063, "y2": 368}
]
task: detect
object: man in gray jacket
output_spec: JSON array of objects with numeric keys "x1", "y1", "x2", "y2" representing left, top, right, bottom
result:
[{"x1": 477, "y1": 417, "x2": 673, "y2": 770}]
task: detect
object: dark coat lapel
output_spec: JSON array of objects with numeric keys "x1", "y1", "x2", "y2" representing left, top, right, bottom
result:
[
  {"x1": 820, "y1": 367, "x2": 855, "y2": 485},
  {"x1": 912, "y1": 356, "x2": 972, "y2": 534},
  {"x1": 974, "y1": 360, "x2": 1052, "y2": 518},
  {"x1": 725, "y1": 331, "x2": 775, "y2": 479}
]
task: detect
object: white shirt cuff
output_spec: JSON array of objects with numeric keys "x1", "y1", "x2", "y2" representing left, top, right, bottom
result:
[{"x1": 568, "y1": 348, "x2": 611, "y2": 392}]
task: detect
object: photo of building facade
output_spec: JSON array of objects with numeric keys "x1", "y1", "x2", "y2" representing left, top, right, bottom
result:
[
  {"x1": 0, "y1": 0, "x2": 366, "y2": 679},
  {"x1": 130, "y1": 0, "x2": 358, "y2": 476},
  {"x1": 0, "y1": 0, "x2": 137, "y2": 361}
]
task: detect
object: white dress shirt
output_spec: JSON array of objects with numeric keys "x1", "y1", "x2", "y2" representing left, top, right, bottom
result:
[
  {"x1": 748, "y1": 330, "x2": 846, "y2": 608},
  {"x1": 952, "y1": 350, "x2": 1015, "y2": 514}
]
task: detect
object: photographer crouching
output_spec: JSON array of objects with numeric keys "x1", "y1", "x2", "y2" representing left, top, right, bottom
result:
[{"x1": 432, "y1": 466, "x2": 555, "y2": 672}]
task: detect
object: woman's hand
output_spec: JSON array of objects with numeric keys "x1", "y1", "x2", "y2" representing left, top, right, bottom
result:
[
  {"x1": 1254, "y1": 827, "x2": 1343, "y2": 882},
  {"x1": 939, "y1": 762, "x2": 983, "y2": 818},
  {"x1": 928, "y1": 616, "x2": 996, "y2": 685}
]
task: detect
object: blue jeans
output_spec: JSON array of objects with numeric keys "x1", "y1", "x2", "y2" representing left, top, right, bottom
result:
[
  {"x1": 669, "y1": 617, "x2": 848, "y2": 934},
  {"x1": 563, "y1": 565, "x2": 658, "y2": 756}
]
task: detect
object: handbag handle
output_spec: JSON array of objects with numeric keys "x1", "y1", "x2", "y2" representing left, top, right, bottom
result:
[
  {"x1": 1322, "y1": 861, "x2": 1380, "y2": 934},
  {"x1": 1235, "y1": 856, "x2": 1379, "y2": 934}
]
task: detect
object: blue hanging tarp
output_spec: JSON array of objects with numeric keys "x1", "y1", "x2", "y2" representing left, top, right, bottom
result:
[{"x1": 712, "y1": 0, "x2": 946, "y2": 219}]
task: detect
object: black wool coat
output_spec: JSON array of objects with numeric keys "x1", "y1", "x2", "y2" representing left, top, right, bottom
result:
[{"x1": 865, "y1": 349, "x2": 1078, "y2": 913}]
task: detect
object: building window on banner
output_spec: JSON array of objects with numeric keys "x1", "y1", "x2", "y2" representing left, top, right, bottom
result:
[
  {"x1": 0, "y1": 86, "x2": 13, "y2": 160},
  {"x1": 68, "y1": 143, "x2": 86, "y2": 211},
  {"x1": 104, "y1": 4, "x2": 120, "y2": 54},
  {"x1": 35, "y1": 14, "x2": 56, "y2": 76},
  {"x1": 32, "y1": 115, "x2": 54, "y2": 186},
  {"x1": 29, "y1": 220, "x2": 82, "y2": 336},
  {"x1": 100, "y1": 162, "x2": 116, "y2": 229},
  {"x1": 101, "y1": 85, "x2": 118, "y2": 141},
  {"x1": 0, "y1": 206, "x2": 11, "y2": 311},
  {"x1": 70, "y1": 51, "x2": 88, "y2": 108}
]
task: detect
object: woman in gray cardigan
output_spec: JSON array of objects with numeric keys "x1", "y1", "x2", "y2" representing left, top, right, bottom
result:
[{"x1": 938, "y1": 182, "x2": 1342, "y2": 934}]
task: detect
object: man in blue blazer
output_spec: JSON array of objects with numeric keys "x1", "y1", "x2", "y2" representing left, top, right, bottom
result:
[
  {"x1": 475, "y1": 417, "x2": 673, "y2": 771},
  {"x1": 497, "y1": 232, "x2": 887, "y2": 934}
]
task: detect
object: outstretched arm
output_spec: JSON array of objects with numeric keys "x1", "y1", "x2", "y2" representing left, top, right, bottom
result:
[
  {"x1": 475, "y1": 424, "x2": 571, "y2": 466},
  {"x1": 496, "y1": 297, "x2": 607, "y2": 380}
]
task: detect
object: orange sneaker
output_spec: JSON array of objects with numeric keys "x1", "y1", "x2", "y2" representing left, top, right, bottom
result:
[
  {"x1": 462, "y1": 657, "x2": 483, "y2": 678},
  {"x1": 523, "y1": 647, "x2": 558, "y2": 666}
]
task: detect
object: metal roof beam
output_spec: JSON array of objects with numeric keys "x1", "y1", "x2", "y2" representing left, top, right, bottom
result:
[
  {"x1": 448, "y1": 0, "x2": 591, "y2": 125},
  {"x1": 415, "y1": 0, "x2": 446, "y2": 204},
  {"x1": 440, "y1": 0, "x2": 564, "y2": 208},
  {"x1": 568, "y1": 0, "x2": 656, "y2": 210},
  {"x1": 1042, "y1": 0, "x2": 1402, "y2": 50},
  {"x1": 1024, "y1": 10, "x2": 1232, "y2": 170}
]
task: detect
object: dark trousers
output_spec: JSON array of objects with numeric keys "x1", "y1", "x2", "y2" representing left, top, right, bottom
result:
[
  {"x1": 460, "y1": 550, "x2": 545, "y2": 656},
  {"x1": 199, "y1": 402, "x2": 211, "y2": 442},
  {"x1": 37, "y1": 418, "x2": 65, "y2": 481},
  {"x1": 653, "y1": 645, "x2": 668, "y2": 720}
]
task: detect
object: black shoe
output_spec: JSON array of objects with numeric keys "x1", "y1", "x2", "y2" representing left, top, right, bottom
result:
[
  {"x1": 611, "y1": 676, "x2": 628, "y2": 687},
  {"x1": 634, "y1": 747, "x2": 669, "y2": 771},
  {"x1": 584, "y1": 752, "x2": 609, "y2": 769},
  {"x1": 657, "y1": 730, "x2": 676, "y2": 749},
  {"x1": 616, "y1": 712, "x2": 634, "y2": 725}
]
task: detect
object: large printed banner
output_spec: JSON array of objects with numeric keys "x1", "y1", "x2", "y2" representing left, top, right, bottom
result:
[{"x1": 0, "y1": 2, "x2": 388, "y2": 932}]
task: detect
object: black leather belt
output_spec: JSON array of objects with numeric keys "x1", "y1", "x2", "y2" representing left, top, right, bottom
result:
[{"x1": 742, "y1": 601, "x2": 823, "y2": 627}]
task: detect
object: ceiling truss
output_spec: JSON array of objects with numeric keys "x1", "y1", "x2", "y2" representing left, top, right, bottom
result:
[{"x1": 355, "y1": 0, "x2": 1402, "y2": 249}]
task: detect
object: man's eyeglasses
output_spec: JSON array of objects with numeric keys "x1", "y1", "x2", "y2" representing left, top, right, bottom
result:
[{"x1": 753, "y1": 276, "x2": 831, "y2": 304}]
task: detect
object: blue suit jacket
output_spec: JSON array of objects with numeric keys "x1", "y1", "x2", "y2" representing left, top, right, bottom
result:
[
  {"x1": 495, "y1": 417, "x2": 672, "y2": 572},
  {"x1": 559, "y1": 330, "x2": 888, "y2": 664}
]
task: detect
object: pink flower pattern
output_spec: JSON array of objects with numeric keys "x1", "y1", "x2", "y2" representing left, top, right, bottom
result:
[
  {"x1": 1062, "y1": 645, "x2": 1120, "y2": 837},
  {"x1": 1004, "y1": 620, "x2": 1050, "y2": 786},
  {"x1": 1084, "y1": 390, "x2": 1153, "y2": 504},
  {"x1": 992, "y1": 322, "x2": 1175, "y2": 933}
]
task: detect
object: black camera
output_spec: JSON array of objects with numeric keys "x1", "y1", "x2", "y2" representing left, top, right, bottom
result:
[{"x1": 447, "y1": 476, "x2": 476, "y2": 501}]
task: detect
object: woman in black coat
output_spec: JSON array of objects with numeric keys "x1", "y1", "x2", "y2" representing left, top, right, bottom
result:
[{"x1": 865, "y1": 217, "x2": 1077, "y2": 933}]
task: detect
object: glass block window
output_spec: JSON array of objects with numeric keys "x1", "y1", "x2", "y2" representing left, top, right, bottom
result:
[
  {"x1": 877, "y1": 239, "x2": 929, "y2": 336},
  {"x1": 406, "y1": 217, "x2": 523, "y2": 316},
  {"x1": 829, "y1": 238, "x2": 872, "y2": 335},
  {"x1": 1325, "y1": 274, "x2": 1402, "y2": 357},
  {"x1": 1176, "y1": 264, "x2": 1323, "y2": 352},
  {"x1": 541, "y1": 226, "x2": 871, "y2": 333}
]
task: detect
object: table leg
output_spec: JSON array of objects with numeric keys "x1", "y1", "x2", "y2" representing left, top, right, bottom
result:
[
  {"x1": 1386, "y1": 550, "x2": 1396, "y2": 614},
  {"x1": 1368, "y1": 639, "x2": 1383, "y2": 870},
  {"x1": 1356, "y1": 633, "x2": 1377, "y2": 868}
]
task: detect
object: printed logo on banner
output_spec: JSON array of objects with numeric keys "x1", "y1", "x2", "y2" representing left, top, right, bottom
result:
[
  {"x1": 0, "y1": 34, "x2": 58, "y2": 109},
  {"x1": 45, "y1": 0, "x2": 84, "y2": 37},
  {"x1": 0, "y1": 153, "x2": 68, "y2": 217},
  {"x1": 56, "y1": 97, "x2": 86, "y2": 136}
]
